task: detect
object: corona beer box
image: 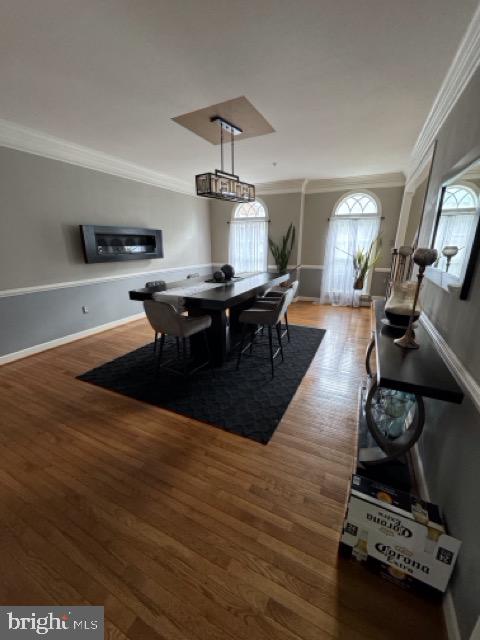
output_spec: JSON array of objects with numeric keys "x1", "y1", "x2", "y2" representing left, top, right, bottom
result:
[{"x1": 339, "y1": 475, "x2": 461, "y2": 597}]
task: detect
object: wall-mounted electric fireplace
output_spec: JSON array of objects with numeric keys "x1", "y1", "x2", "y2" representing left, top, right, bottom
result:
[{"x1": 80, "y1": 225, "x2": 164, "y2": 263}]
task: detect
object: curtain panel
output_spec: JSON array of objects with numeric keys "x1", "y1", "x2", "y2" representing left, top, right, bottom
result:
[
  {"x1": 320, "y1": 216, "x2": 380, "y2": 306},
  {"x1": 228, "y1": 219, "x2": 268, "y2": 273}
]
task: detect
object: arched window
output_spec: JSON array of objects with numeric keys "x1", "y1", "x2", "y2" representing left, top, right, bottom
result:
[
  {"x1": 321, "y1": 191, "x2": 381, "y2": 306},
  {"x1": 228, "y1": 200, "x2": 268, "y2": 273},
  {"x1": 234, "y1": 201, "x2": 268, "y2": 219},
  {"x1": 335, "y1": 192, "x2": 378, "y2": 216},
  {"x1": 434, "y1": 184, "x2": 479, "y2": 277},
  {"x1": 442, "y1": 185, "x2": 477, "y2": 210}
]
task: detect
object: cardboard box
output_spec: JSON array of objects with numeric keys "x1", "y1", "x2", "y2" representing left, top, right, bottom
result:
[{"x1": 340, "y1": 475, "x2": 461, "y2": 597}]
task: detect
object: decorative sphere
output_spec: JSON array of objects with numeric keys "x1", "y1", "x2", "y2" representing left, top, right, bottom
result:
[
  {"x1": 398, "y1": 245, "x2": 414, "y2": 256},
  {"x1": 221, "y1": 264, "x2": 235, "y2": 280},
  {"x1": 213, "y1": 270, "x2": 226, "y2": 282}
]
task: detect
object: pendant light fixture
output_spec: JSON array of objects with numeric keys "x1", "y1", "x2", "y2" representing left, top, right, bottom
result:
[{"x1": 195, "y1": 117, "x2": 255, "y2": 202}]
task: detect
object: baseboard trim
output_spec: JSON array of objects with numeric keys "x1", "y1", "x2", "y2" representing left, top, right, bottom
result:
[
  {"x1": 411, "y1": 441, "x2": 461, "y2": 640},
  {"x1": 0, "y1": 312, "x2": 146, "y2": 365}
]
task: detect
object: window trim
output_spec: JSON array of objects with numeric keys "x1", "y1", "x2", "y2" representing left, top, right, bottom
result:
[
  {"x1": 332, "y1": 189, "x2": 382, "y2": 220},
  {"x1": 441, "y1": 182, "x2": 478, "y2": 211},
  {"x1": 232, "y1": 198, "x2": 269, "y2": 221}
]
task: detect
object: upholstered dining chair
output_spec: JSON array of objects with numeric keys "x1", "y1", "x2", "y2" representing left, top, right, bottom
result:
[
  {"x1": 236, "y1": 293, "x2": 288, "y2": 378},
  {"x1": 143, "y1": 299, "x2": 212, "y2": 377},
  {"x1": 262, "y1": 279, "x2": 299, "y2": 342},
  {"x1": 145, "y1": 280, "x2": 186, "y2": 314}
]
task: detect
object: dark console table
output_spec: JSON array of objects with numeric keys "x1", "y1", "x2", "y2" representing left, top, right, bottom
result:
[
  {"x1": 359, "y1": 300, "x2": 463, "y2": 471},
  {"x1": 129, "y1": 271, "x2": 290, "y2": 366}
]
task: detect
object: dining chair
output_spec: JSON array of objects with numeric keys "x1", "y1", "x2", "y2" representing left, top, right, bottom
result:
[
  {"x1": 262, "y1": 280, "x2": 299, "y2": 342},
  {"x1": 143, "y1": 299, "x2": 212, "y2": 377},
  {"x1": 236, "y1": 293, "x2": 288, "y2": 378}
]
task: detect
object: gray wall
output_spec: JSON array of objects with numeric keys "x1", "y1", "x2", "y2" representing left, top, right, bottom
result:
[
  {"x1": 300, "y1": 186, "x2": 404, "y2": 297},
  {"x1": 210, "y1": 186, "x2": 403, "y2": 300},
  {"x1": 0, "y1": 147, "x2": 211, "y2": 356},
  {"x1": 417, "y1": 65, "x2": 480, "y2": 640},
  {"x1": 209, "y1": 192, "x2": 301, "y2": 265}
]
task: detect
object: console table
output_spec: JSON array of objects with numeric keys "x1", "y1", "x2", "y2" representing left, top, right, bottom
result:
[{"x1": 360, "y1": 300, "x2": 463, "y2": 468}]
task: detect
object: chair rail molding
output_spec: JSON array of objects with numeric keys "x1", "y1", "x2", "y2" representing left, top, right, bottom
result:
[
  {"x1": 0, "y1": 263, "x2": 214, "y2": 298},
  {"x1": 421, "y1": 312, "x2": 480, "y2": 414},
  {"x1": 407, "y1": 2, "x2": 480, "y2": 185},
  {"x1": 0, "y1": 117, "x2": 194, "y2": 196}
]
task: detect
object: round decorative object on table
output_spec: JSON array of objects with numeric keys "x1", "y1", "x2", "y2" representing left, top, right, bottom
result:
[
  {"x1": 213, "y1": 270, "x2": 226, "y2": 282},
  {"x1": 221, "y1": 264, "x2": 235, "y2": 281},
  {"x1": 385, "y1": 281, "x2": 420, "y2": 328},
  {"x1": 394, "y1": 247, "x2": 438, "y2": 350}
]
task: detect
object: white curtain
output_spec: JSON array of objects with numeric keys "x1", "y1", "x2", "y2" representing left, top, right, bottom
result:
[
  {"x1": 320, "y1": 216, "x2": 380, "y2": 306},
  {"x1": 228, "y1": 219, "x2": 268, "y2": 273},
  {"x1": 433, "y1": 212, "x2": 477, "y2": 277}
]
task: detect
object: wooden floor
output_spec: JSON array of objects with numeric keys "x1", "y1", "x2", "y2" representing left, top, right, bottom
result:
[{"x1": 0, "y1": 302, "x2": 446, "y2": 640}]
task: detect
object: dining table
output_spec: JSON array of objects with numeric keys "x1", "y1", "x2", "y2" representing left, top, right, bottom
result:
[{"x1": 129, "y1": 270, "x2": 291, "y2": 365}]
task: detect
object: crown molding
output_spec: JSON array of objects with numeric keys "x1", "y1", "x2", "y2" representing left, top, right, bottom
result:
[
  {"x1": 0, "y1": 118, "x2": 195, "y2": 196},
  {"x1": 256, "y1": 179, "x2": 305, "y2": 195},
  {"x1": 256, "y1": 173, "x2": 405, "y2": 195},
  {"x1": 407, "y1": 3, "x2": 480, "y2": 184},
  {"x1": 462, "y1": 165, "x2": 480, "y2": 181},
  {"x1": 305, "y1": 172, "x2": 405, "y2": 194}
]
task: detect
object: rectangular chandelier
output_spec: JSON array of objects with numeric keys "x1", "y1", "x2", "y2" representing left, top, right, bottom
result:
[
  {"x1": 195, "y1": 117, "x2": 255, "y2": 203},
  {"x1": 196, "y1": 170, "x2": 255, "y2": 203}
]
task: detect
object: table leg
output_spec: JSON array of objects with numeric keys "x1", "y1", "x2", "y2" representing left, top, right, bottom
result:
[{"x1": 188, "y1": 308, "x2": 228, "y2": 367}]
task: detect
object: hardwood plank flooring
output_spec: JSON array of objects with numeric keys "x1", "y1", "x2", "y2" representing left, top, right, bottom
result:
[{"x1": 0, "y1": 302, "x2": 446, "y2": 639}]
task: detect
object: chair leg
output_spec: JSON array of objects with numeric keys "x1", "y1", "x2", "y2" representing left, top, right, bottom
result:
[
  {"x1": 268, "y1": 325, "x2": 274, "y2": 378},
  {"x1": 182, "y1": 337, "x2": 188, "y2": 378},
  {"x1": 176, "y1": 336, "x2": 180, "y2": 356},
  {"x1": 285, "y1": 310, "x2": 291, "y2": 342},
  {"x1": 237, "y1": 324, "x2": 247, "y2": 370},
  {"x1": 153, "y1": 332, "x2": 158, "y2": 353},
  {"x1": 276, "y1": 322, "x2": 284, "y2": 362},
  {"x1": 156, "y1": 333, "x2": 165, "y2": 374},
  {"x1": 249, "y1": 326, "x2": 256, "y2": 354}
]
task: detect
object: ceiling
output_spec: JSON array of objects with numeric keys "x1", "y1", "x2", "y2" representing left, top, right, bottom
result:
[{"x1": 0, "y1": 0, "x2": 478, "y2": 190}]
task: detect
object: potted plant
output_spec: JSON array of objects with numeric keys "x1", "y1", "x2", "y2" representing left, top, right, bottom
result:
[
  {"x1": 352, "y1": 236, "x2": 382, "y2": 290},
  {"x1": 269, "y1": 223, "x2": 296, "y2": 273}
]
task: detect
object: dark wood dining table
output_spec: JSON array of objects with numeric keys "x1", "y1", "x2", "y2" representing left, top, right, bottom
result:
[{"x1": 129, "y1": 271, "x2": 290, "y2": 365}]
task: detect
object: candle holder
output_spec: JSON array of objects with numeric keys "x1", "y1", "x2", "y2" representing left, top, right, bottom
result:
[
  {"x1": 394, "y1": 248, "x2": 438, "y2": 349},
  {"x1": 442, "y1": 245, "x2": 459, "y2": 273}
]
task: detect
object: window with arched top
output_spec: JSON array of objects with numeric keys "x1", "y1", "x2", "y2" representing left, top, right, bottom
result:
[
  {"x1": 434, "y1": 183, "x2": 479, "y2": 278},
  {"x1": 234, "y1": 200, "x2": 268, "y2": 219},
  {"x1": 334, "y1": 192, "x2": 379, "y2": 216},
  {"x1": 229, "y1": 200, "x2": 268, "y2": 273},
  {"x1": 321, "y1": 191, "x2": 381, "y2": 306},
  {"x1": 442, "y1": 185, "x2": 477, "y2": 210}
]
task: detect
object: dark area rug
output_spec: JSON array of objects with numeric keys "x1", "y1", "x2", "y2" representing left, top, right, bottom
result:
[{"x1": 78, "y1": 324, "x2": 325, "y2": 444}]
